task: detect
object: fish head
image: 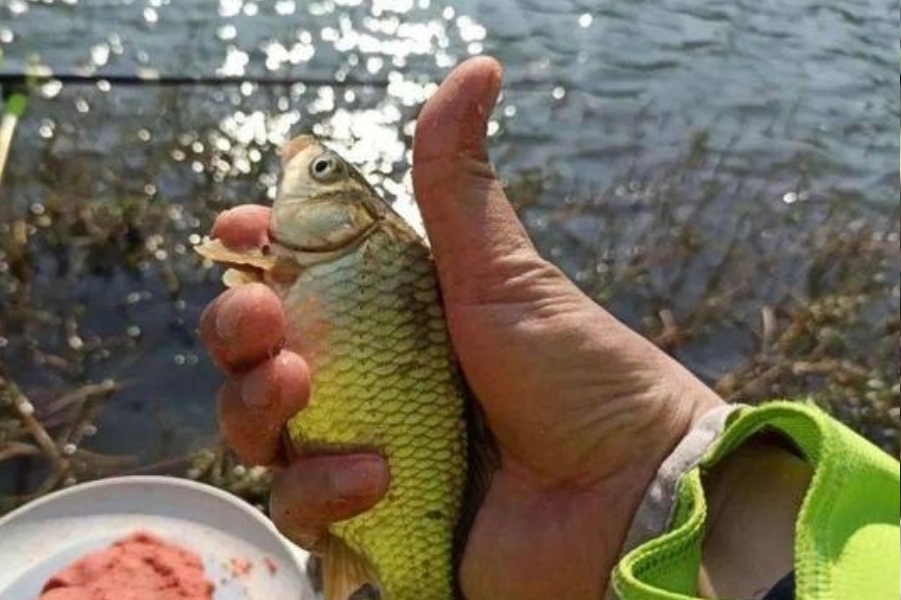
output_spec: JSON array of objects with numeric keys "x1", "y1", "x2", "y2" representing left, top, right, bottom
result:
[{"x1": 270, "y1": 135, "x2": 386, "y2": 254}]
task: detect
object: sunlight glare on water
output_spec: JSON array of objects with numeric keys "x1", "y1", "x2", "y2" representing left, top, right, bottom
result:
[
  {"x1": 217, "y1": 46, "x2": 250, "y2": 76},
  {"x1": 275, "y1": 0, "x2": 296, "y2": 15},
  {"x1": 199, "y1": 0, "x2": 499, "y2": 231},
  {"x1": 0, "y1": 0, "x2": 896, "y2": 475},
  {"x1": 90, "y1": 43, "x2": 110, "y2": 68},
  {"x1": 0, "y1": 0, "x2": 894, "y2": 223},
  {"x1": 216, "y1": 24, "x2": 237, "y2": 41},
  {"x1": 218, "y1": 0, "x2": 243, "y2": 18},
  {"x1": 8, "y1": 0, "x2": 28, "y2": 15}
]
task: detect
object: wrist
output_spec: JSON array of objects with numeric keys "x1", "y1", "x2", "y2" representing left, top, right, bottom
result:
[
  {"x1": 612, "y1": 401, "x2": 897, "y2": 600},
  {"x1": 699, "y1": 435, "x2": 812, "y2": 599}
]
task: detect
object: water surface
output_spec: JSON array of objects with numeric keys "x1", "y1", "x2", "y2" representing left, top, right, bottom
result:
[{"x1": 0, "y1": 0, "x2": 897, "y2": 492}]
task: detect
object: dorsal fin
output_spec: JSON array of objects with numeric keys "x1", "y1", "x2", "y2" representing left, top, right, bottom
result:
[{"x1": 322, "y1": 535, "x2": 382, "y2": 600}]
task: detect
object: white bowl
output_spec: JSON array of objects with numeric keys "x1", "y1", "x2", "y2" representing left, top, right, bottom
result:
[{"x1": 0, "y1": 475, "x2": 314, "y2": 600}]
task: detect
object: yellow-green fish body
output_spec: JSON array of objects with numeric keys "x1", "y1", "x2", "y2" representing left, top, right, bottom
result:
[
  {"x1": 279, "y1": 206, "x2": 466, "y2": 600},
  {"x1": 198, "y1": 135, "x2": 471, "y2": 600}
]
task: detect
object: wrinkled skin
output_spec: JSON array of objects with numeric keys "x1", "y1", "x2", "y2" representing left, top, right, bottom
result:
[{"x1": 199, "y1": 57, "x2": 724, "y2": 599}]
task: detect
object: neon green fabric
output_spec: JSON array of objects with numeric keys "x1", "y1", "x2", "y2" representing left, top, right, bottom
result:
[{"x1": 612, "y1": 401, "x2": 900, "y2": 600}]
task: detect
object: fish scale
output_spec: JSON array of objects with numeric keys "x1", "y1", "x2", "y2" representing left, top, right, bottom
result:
[
  {"x1": 278, "y1": 218, "x2": 466, "y2": 600},
  {"x1": 198, "y1": 135, "x2": 478, "y2": 600}
]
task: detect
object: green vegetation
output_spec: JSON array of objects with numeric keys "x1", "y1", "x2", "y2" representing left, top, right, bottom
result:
[{"x1": 0, "y1": 107, "x2": 897, "y2": 514}]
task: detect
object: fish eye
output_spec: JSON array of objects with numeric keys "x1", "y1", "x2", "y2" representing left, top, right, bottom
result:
[{"x1": 309, "y1": 152, "x2": 344, "y2": 182}]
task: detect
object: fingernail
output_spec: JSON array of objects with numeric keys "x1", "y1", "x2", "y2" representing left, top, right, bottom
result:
[
  {"x1": 331, "y1": 457, "x2": 385, "y2": 499},
  {"x1": 241, "y1": 365, "x2": 275, "y2": 408}
]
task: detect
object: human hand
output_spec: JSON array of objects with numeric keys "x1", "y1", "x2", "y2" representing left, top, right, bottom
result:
[{"x1": 199, "y1": 57, "x2": 724, "y2": 599}]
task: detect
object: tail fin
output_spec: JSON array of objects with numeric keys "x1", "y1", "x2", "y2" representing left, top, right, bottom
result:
[{"x1": 322, "y1": 535, "x2": 382, "y2": 600}]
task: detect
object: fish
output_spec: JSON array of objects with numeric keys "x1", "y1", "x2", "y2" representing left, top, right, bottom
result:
[{"x1": 196, "y1": 135, "x2": 493, "y2": 600}]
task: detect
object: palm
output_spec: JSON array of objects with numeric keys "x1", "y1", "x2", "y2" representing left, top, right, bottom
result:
[
  {"x1": 408, "y1": 58, "x2": 723, "y2": 598},
  {"x1": 436, "y1": 233, "x2": 707, "y2": 598}
]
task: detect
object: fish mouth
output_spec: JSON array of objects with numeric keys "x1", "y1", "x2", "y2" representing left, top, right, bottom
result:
[{"x1": 279, "y1": 134, "x2": 318, "y2": 164}]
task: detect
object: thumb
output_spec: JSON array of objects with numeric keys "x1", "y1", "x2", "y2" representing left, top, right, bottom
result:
[{"x1": 413, "y1": 56, "x2": 540, "y2": 304}]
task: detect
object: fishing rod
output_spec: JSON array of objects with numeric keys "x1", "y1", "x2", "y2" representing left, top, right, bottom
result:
[
  {"x1": 0, "y1": 71, "x2": 392, "y2": 184},
  {"x1": 0, "y1": 67, "x2": 559, "y2": 184},
  {"x1": 0, "y1": 71, "x2": 391, "y2": 88},
  {"x1": 0, "y1": 70, "x2": 555, "y2": 91}
]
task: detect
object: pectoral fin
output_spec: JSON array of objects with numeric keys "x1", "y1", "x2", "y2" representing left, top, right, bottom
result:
[{"x1": 195, "y1": 237, "x2": 279, "y2": 287}]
